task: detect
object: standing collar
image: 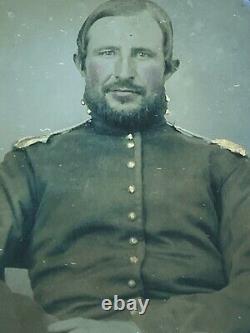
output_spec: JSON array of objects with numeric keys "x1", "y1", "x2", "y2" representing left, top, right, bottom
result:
[{"x1": 89, "y1": 113, "x2": 168, "y2": 136}]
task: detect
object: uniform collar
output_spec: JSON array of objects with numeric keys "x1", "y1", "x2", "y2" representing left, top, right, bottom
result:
[{"x1": 89, "y1": 112, "x2": 168, "y2": 136}]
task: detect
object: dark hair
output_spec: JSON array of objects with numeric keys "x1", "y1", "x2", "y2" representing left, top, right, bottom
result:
[{"x1": 75, "y1": 0, "x2": 180, "y2": 73}]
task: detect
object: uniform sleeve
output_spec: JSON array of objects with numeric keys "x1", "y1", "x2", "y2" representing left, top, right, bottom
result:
[
  {"x1": 0, "y1": 148, "x2": 38, "y2": 270},
  {"x1": 131, "y1": 156, "x2": 250, "y2": 333},
  {"x1": 0, "y1": 280, "x2": 50, "y2": 333},
  {"x1": 0, "y1": 148, "x2": 48, "y2": 332}
]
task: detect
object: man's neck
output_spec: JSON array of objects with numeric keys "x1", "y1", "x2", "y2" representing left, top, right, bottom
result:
[{"x1": 89, "y1": 111, "x2": 167, "y2": 135}]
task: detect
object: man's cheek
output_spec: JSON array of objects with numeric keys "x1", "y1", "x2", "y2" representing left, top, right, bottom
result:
[
  {"x1": 141, "y1": 66, "x2": 165, "y2": 91},
  {"x1": 87, "y1": 62, "x2": 105, "y2": 84}
]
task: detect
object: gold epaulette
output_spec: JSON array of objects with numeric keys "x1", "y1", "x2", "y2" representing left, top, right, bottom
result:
[
  {"x1": 14, "y1": 134, "x2": 51, "y2": 149},
  {"x1": 167, "y1": 121, "x2": 247, "y2": 157},
  {"x1": 14, "y1": 121, "x2": 87, "y2": 149},
  {"x1": 211, "y1": 139, "x2": 247, "y2": 157}
]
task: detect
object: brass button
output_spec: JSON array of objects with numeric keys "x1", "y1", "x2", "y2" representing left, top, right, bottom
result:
[
  {"x1": 128, "y1": 212, "x2": 137, "y2": 221},
  {"x1": 127, "y1": 142, "x2": 135, "y2": 149},
  {"x1": 128, "y1": 279, "x2": 137, "y2": 288},
  {"x1": 126, "y1": 134, "x2": 133, "y2": 140},
  {"x1": 129, "y1": 237, "x2": 138, "y2": 245},
  {"x1": 128, "y1": 185, "x2": 135, "y2": 193},
  {"x1": 130, "y1": 256, "x2": 139, "y2": 264},
  {"x1": 127, "y1": 161, "x2": 135, "y2": 169}
]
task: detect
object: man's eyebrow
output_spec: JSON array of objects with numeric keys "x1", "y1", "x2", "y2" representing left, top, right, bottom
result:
[
  {"x1": 131, "y1": 47, "x2": 157, "y2": 56},
  {"x1": 92, "y1": 46, "x2": 157, "y2": 54},
  {"x1": 93, "y1": 46, "x2": 119, "y2": 52}
]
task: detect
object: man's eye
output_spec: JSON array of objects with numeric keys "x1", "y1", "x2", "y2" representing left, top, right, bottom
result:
[
  {"x1": 137, "y1": 51, "x2": 150, "y2": 58},
  {"x1": 99, "y1": 50, "x2": 115, "y2": 56}
]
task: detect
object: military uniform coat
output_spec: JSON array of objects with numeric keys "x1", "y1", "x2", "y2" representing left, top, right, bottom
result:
[{"x1": 0, "y1": 117, "x2": 250, "y2": 333}]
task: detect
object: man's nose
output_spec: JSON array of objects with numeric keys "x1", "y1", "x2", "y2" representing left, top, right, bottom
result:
[{"x1": 114, "y1": 56, "x2": 135, "y2": 80}]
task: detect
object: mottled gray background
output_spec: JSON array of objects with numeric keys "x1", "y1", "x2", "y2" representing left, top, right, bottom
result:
[{"x1": 0, "y1": 0, "x2": 250, "y2": 294}]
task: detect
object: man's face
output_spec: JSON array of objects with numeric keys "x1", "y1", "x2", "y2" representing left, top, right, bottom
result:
[{"x1": 82, "y1": 11, "x2": 167, "y2": 129}]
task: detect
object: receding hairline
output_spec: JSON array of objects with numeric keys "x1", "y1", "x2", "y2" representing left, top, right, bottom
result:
[
  {"x1": 86, "y1": 11, "x2": 165, "y2": 46},
  {"x1": 77, "y1": 1, "x2": 173, "y2": 51},
  {"x1": 75, "y1": 0, "x2": 179, "y2": 74}
]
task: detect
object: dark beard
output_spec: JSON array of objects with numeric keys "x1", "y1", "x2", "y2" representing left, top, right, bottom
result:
[{"x1": 83, "y1": 85, "x2": 168, "y2": 131}]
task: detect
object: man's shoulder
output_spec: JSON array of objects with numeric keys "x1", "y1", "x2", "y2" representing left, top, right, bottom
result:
[
  {"x1": 14, "y1": 120, "x2": 91, "y2": 150},
  {"x1": 167, "y1": 122, "x2": 247, "y2": 158}
]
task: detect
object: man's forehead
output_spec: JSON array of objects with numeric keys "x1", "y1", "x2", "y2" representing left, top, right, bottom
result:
[{"x1": 86, "y1": 12, "x2": 163, "y2": 50}]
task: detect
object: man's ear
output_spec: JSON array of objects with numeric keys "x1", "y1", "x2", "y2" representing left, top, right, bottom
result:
[
  {"x1": 164, "y1": 59, "x2": 180, "y2": 81},
  {"x1": 73, "y1": 53, "x2": 85, "y2": 77}
]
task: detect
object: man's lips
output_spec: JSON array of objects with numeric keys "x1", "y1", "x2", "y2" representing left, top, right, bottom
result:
[
  {"x1": 109, "y1": 89, "x2": 141, "y2": 94},
  {"x1": 106, "y1": 88, "x2": 141, "y2": 102}
]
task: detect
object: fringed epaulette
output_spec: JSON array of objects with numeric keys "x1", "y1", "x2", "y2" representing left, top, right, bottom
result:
[
  {"x1": 14, "y1": 121, "x2": 88, "y2": 149},
  {"x1": 211, "y1": 139, "x2": 247, "y2": 157},
  {"x1": 167, "y1": 121, "x2": 247, "y2": 157}
]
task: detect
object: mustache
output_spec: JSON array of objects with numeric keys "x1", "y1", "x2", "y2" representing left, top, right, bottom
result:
[{"x1": 103, "y1": 80, "x2": 145, "y2": 95}]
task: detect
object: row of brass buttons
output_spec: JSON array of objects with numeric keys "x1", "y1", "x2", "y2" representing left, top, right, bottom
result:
[{"x1": 126, "y1": 133, "x2": 138, "y2": 289}]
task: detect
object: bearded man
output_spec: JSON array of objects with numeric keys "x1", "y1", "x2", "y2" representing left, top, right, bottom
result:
[{"x1": 1, "y1": 1, "x2": 250, "y2": 333}]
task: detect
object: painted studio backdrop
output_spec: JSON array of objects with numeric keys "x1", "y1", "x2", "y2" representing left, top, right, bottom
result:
[{"x1": 0, "y1": 0, "x2": 250, "y2": 294}]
